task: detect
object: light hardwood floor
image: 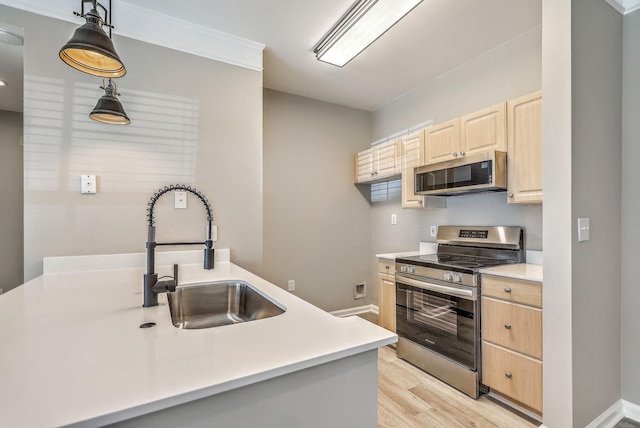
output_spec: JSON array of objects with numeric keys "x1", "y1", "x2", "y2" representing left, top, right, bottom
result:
[{"x1": 358, "y1": 312, "x2": 539, "y2": 428}]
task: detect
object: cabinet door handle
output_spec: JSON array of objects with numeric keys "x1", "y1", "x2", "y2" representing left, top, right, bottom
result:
[
  {"x1": 508, "y1": 193, "x2": 514, "y2": 198},
  {"x1": 460, "y1": 151, "x2": 465, "y2": 156},
  {"x1": 385, "y1": 265, "x2": 390, "y2": 269},
  {"x1": 505, "y1": 372, "x2": 513, "y2": 379},
  {"x1": 504, "y1": 287, "x2": 512, "y2": 293},
  {"x1": 504, "y1": 323, "x2": 512, "y2": 330},
  {"x1": 452, "y1": 152, "x2": 458, "y2": 157}
]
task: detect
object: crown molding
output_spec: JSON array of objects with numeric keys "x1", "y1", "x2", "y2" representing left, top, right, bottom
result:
[
  {"x1": 0, "y1": 0, "x2": 264, "y2": 71},
  {"x1": 603, "y1": 0, "x2": 640, "y2": 14}
]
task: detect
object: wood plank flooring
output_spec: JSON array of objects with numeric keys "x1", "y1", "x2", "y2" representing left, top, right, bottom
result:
[{"x1": 357, "y1": 312, "x2": 539, "y2": 428}]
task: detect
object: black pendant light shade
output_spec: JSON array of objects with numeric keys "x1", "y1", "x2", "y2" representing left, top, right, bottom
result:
[
  {"x1": 59, "y1": 1, "x2": 126, "y2": 78},
  {"x1": 90, "y1": 79, "x2": 130, "y2": 125}
]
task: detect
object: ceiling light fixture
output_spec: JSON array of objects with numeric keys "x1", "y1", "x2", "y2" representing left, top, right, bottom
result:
[
  {"x1": 313, "y1": 0, "x2": 423, "y2": 67},
  {"x1": 89, "y1": 79, "x2": 130, "y2": 125},
  {"x1": 0, "y1": 80, "x2": 6, "y2": 87},
  {"x1": 59, "y1": 0, "x2": 126, "y2": 78}
]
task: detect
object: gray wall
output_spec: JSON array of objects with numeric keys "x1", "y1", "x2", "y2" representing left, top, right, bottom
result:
[
  {"x1": 263, "y1": 89, "x2": 373, "y2": 312},
  {"x1": 622, "y1": 7, "x2": 640, "y2": 406},
  {"x1": 571, "y1": 0, "x2": 623, "y2": 426},
  {"x1": 0, "y1": 6, "x2": 264, "y2": 281},
  {"x1": 370, "y1": 22, "x2": 543, "y2": 306},
  {"x1": 0, "y1": 110, "x2": 23, "y2": 292}
]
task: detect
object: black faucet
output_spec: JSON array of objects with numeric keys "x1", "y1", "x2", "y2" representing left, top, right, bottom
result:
[{"x1": 143, "y1": 184, "x2": 214, "y2": 308}]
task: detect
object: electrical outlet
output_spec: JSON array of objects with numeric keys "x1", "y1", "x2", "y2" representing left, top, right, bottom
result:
[
  {"x1": 287, "y1": 280, "x2": 295, "y2": 292},
  {"x1": 430, "y1": 225, "x2": 437, "y2": 237},
  {"x1": 391, "y1": 214, "x2": 397, "y2": 225}
]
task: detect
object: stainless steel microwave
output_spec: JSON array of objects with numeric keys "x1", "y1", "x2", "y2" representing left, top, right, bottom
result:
[{"x1": 414, "y1": 151, "x2": 506, "y2": 196}]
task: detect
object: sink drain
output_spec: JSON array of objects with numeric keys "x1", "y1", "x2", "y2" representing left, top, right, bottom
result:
[{"x1": 139, "y1": 322, "x2": 156, "y2": 329}]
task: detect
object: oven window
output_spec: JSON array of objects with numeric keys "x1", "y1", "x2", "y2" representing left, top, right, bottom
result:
[
  {"x1": 411, "y1": 292, "x2": 458, "y2": 336},
  {"x1": 396, "y1": 281, "x2": 477, "y2": 369}
]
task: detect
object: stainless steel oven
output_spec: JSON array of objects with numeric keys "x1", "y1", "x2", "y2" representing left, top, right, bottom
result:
[{"x1": 395, "y1": 226, "x2": 525, "y2": 398}]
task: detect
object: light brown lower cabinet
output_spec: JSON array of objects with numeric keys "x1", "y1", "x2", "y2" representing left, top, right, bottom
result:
[
  {"x1": 481, "y1": 274, "x2": 543, "y2": 415},
  {"x1": 378, "y1": 259, "x2": 396, "y2": 332}
]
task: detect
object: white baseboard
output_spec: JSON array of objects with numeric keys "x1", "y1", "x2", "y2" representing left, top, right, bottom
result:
[
  {"x1": 330, "y1": 304, "x2": 378, "y2": 318},
  {"x1": 585, "y1": 399, "x2": 640, "y2": 428},
  {"x1": 586, "y1": 400, "x2": 625, "y2": 428}
]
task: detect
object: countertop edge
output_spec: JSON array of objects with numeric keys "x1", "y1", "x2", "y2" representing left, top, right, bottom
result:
[
  {"x1": 479, "y1": 264, "x2": 543, "y2": 282},
  {"x1": 83, "y1": 336, "x2": 397, "y2": 427}
]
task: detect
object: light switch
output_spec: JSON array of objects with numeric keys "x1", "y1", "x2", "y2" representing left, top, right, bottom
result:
[
  {"x1": 578, "y1": 218, "x2": 590, "y2": 242},
  {"x1": 80, "y1": 175, "x2": 96, "y2": 194}
]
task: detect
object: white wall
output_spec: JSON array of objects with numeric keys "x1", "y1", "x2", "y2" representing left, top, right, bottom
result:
[
  {"x1": 621, "y1": 7, "x2": 640, "y2": 407},
  {"x1": 541, "y1": 0, "x2": 574, "y2": 425},
  {"x1": 262, "y1": 89, "x2": 373, "y2": 312},
  {"x1": 0, "y1": 110, "x2": 23, "y2": 292},
  {"x1": 0, "y1": 6, "x2": 264, "y2": 281}
]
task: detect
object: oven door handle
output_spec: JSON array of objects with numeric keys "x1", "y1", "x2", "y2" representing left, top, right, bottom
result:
[{"x1": 397, "y1": 276, "x2": 475, "y2": 300}]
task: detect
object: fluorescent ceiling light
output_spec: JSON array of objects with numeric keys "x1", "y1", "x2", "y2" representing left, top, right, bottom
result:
[{"x1": 314, "y1": 0, "x2": 423, "y2": 67}]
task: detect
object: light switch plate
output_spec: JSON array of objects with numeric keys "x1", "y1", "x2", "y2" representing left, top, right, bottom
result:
[
  {"x1": 578, "y1": 218, "x2": 590, "y2": 242},
  {"x1": 80, "y1": 175, "x2": 96, "y2": 194}
]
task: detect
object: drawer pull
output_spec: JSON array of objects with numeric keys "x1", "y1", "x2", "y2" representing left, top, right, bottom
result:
[
  {"x1": 504, "y1": 323, "x2": 511, "y2": 330},
  {"x1": 504, "y1": 287, "x2": 512, "y2": 293},
  {"x1": 385, "y1": 265, "x2": 390, "y2": 269},
  {"x1": 505, "y1": 372, "x2": 513, "y2": 379}
]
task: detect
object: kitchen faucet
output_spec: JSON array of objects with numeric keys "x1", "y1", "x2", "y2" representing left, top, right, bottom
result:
[{"x1": 143, "y1": 184, "x2": 214, "y2": 308}]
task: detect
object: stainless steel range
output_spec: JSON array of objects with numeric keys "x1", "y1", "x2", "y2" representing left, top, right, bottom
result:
[{"x1": 395, "y1": 225, "x2": 525, "y2": 398}]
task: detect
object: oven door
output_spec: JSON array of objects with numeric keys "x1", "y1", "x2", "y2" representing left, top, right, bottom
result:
[{"x1": 395, "y1": 275, "x2": 478, "y2": 370}]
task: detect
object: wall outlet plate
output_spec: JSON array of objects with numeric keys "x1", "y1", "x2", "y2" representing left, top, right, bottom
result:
[
  {"x1": 430, "y1": 225, "x2": 437, "y2": 237},
  {"x1": 174, "y1": 191, "x2": 187, "y2": 209},
  {"x1": 80, "y1": 175, "x2": 96, "y2": 194}
]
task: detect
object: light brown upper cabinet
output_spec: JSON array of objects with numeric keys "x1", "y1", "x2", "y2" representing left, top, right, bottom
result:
[
  {"x1": 424, "y1": 118, "x2": 461, "y2": 164},
  {"x1": 506, "y1": 91, "x2": 543, "y2": 204},
  {"x1": 460, "y1": 102, "x2": 507, "y2": 156},
  {"x1": 354, "y1": 139, "x2": 401, "y2": 183},
  {"x1": 424, "y1": 103, "x2": 506, "y2": 164},
  {"x1": 400, "y1": 132, "x2": 447, "y2": 209},
  {"x1": 400, "y1": 132, "x2": 424, "y2": 208}
]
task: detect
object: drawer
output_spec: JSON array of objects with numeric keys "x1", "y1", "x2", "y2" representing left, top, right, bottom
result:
[
  {"x1": 482, "y1": 342, "x2": 542, "y2": 413},
  {"x1": 378, "y1": 259, "x2": 395, "y2": 275},
  {"x1": 482, "y1": 275, "x2": 542, "y2": 307},
  {"x1": 481, "y1": 297, "x2": 542, "y2": 359}
]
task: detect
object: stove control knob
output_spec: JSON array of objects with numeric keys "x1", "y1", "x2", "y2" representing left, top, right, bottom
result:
[
  {"x1": 444, "y1": 272, "x2": 453, "y2": 281},
  {"x1": 409, "y1": 266, "x2": 416, "y2": 274},
  {"x1": 453, "y1": 273, "x2": 463, "y2": 283},
  {"x1": 400, "y1": 265, "x2": 406, "y2": 273}
]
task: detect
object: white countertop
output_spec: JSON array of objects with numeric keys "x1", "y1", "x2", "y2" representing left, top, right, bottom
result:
[
  {"x1": 480, "y1": 263, "x2": 543, "y2": 282},
  {"x1": 376, "y1": 242, "x2": 437, "y2": 260},
  {"x1": 0, "y1": 251, "x2": 396, "y2": 427}
]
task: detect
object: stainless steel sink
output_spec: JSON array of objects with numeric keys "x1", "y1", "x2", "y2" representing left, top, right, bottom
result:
[{"x1": 166, "y1": 280, "x2": 286, "y2": 329}]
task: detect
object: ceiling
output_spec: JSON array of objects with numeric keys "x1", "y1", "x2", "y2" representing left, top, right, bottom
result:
[
  {"x1": 1, "y1": 0, "x2": 546, "y2": 113},
  {"x1": 129, "y1": 0, "x2": 542, "y2": 111}
]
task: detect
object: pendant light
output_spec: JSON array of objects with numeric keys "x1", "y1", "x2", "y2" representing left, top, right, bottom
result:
[
  {"x1": 90, "y1": 79, "x2": 130, "y2": 125},
  {"x1": 59, "y1": 0, "x2": 126, "y2": 78}
]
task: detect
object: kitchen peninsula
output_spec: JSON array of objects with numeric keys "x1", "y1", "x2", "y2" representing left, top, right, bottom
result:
[{"x1": 0, "y1": 250, "x2": 396, "y2": 427}]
